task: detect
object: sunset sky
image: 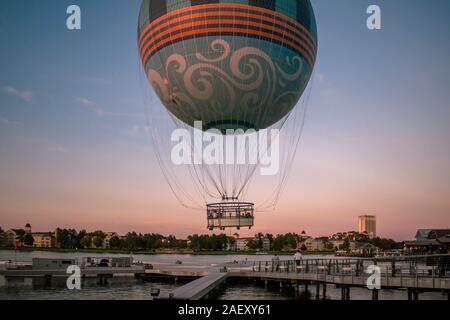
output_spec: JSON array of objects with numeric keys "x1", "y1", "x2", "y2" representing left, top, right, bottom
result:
[{"x1": 1, "y1": 0, "x2": 449, "y2": 241}]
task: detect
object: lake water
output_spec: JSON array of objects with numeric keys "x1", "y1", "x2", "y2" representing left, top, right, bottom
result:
[
  {"x1": 0, "y1": 250, "x2": 295, "y2": 267},
  {"x1": 0, "y1": 250, "x2": 447, "y2": 300}
]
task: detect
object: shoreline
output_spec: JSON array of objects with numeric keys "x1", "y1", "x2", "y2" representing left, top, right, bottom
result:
[{"x1": 0, "y1": 247, "x2": 334, "y2": 256}]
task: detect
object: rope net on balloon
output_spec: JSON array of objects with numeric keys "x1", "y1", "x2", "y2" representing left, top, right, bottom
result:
[{"x1": 138, "y1": 39, "x2": 315, "y2": 213}]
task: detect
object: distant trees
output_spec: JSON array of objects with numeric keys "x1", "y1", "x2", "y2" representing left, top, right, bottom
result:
[
  {"x1": 246, "y1": 239, "x2": 261, "y2": 250},
  {"x1": 187, "y1": 234, "x2": 230, "y2": 251},
  {"x1": 267, "y1": 231, "x2": 400, "y2": 253},
  {"x1": 227, "y1": 236, "x2": 236, "y2": 250},
  {"x1": 79, "y1": 235, "x2": 92, "y2": 248},
  {"x1": 56, "y1": 228, "x2": 78, "y2": 248},
  {"x1": 91, "y1": 230, "x2": 106, "y2": 248},
  {"x1": 331, "y1": 232, "x2": 400, "y2": 251},
  {"x1": 53, "y1": 230, "x2": 191, "y2": 251},
  {"x1": 15, "y1": 229, "x2": 26, "y2": 242},
  {"x1": 340, "y1": 238, "x2": 350, "y2": 251},
  {"x1": 370, "y1": 237, "x2": 399, "y2": 251},
  {"x1": 76, "y1": 230, "x2": 87, "y2": 248},
  {"x1": 109, "y1": 236, "x2": 122, "y2": 249},
  {"x1": 122, "y1": 232, "x2": 144, "y2": 250},
  {"x1": 23, "y1": 234, "x2": 34, "y2": 246},
  {"x1": 247, "y1": 233, "x2": 265, "y2": 250},
  {"x1": 13, "y1": 226, "x2": 401, "y2": 253},
  {"x1": 272, "y1": 233, "x2": 301, "y2": 251}
]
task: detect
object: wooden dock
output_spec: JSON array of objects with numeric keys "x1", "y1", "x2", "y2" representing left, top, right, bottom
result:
[
  {"x1": 165, "y1": 272, "x2": 228, "y2": 300},
  {"x1": 0, "y1": 264, "x2": 146, "y2": 285},
  {"x1": 232, "y1": 270, "x2": 450, "y2": 290},
  {"x1": 0, "y1": 266, "x2": 145, "y2": 278},
  {"x1": 1, "y1": 254, "x2": 449, "y2": 300},
  {"x1": 145, "y1": 267, "x2": 208, "y2": 279},
  {"x1": 156, "y1": 254, "x2": 450, "y2": 300}
]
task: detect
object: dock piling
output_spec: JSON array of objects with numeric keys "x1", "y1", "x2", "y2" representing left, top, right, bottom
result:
[
  {"x1": 372, "y1": 289, "x2": 379, "y2": 300},
  {"x1": 341, "y1": 286, "x2": 350, "y2": 300},
  {"x1": 44, "y1": 275, "x2": 52, "y2": 287},
  {"x1": 315, "y1": 283, "x2": 320, "y2": 299}
]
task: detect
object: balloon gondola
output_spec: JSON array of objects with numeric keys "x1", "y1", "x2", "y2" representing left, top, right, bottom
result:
[
  {"x1": 137, "y1": 0, "x2": 318, "y2": 230},
  {"x1": 207, "y1": 198, "x2": 254, "y2": 231}
]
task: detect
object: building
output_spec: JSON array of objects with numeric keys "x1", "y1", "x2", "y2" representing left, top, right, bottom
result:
[
  {"x1": 296, "y1": 233, "x2": 312, "y2": 250},
  {"x1": 415, "y1": 229, "x2": 450, "y2": 241},
  {"x1": 403, "y1": 239, "x2": 439, "y2": 254},
  {"x1": 404, "y1": 229, "x2": 450, "y2": 254},
  {"x1": 330, "y1": 239, "x2": 345, "y2": 250},
  {"x1": 103, "y1": 232, "x2": 119, "y2": 249},
  {"x1": 349, "y1": 242, "x2": 379, "y2": 256},
  {"x1": 175, "y1": 239, "x2": 189, "y2": 249},
  {"x1": 32, "y1": 232, "x2": 56, "y2": 248},
  {"x1": 235, "y1": 237, "x2": 253, "y2": 251},
  {"x1": 436, "y1": 236, "x2": 450, "y2": 252},
  {"x1": 303, "y1": 238, "x2": 325, "y2": 251},
  {"x1": 358, "y1": 215, "x2": 377, "y2": 238},
  {"x1": 262, "y1": 237, "x2": 271, "y2": 251}
]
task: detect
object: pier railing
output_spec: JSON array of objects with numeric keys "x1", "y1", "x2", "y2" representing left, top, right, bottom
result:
[{"x1": 249, "y1": 254, "x2": 450, "y2": 278}]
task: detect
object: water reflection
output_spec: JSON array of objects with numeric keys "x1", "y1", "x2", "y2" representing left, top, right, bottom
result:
[
  {"x1": 0, "y1": 278, "x2": 179, "y2": 300},
  {"x1": 218, "y1": 282, "x2": 448, "y2": 300}
]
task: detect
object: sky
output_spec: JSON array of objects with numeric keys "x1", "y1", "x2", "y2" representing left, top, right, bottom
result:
[{"x1": 0, "y1": 0, "x2": 449, "y2": 241}]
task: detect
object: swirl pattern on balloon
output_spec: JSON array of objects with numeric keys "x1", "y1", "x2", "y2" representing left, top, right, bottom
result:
[{"x1": 147, "y1": 38, "x2": 312, "y2": 130}]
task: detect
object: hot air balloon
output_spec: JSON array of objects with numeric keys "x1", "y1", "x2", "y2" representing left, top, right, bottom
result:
[{"x1": 138, "y1": 0, "x2": 317, "y2": 230}]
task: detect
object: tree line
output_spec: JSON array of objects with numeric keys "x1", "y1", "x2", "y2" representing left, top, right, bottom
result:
[{"x1": 1, "y1": 226, "x2": 400, "y2": 252}]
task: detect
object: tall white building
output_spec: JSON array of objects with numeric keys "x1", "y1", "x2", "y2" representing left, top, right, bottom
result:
[{"x1": 358, "y1": 215, "x2": 377, "y2": 238}]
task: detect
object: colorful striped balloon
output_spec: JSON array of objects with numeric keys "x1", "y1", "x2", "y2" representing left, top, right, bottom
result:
[{"x1": 138, "y1": 0, "x2": 317, "y2": 131}]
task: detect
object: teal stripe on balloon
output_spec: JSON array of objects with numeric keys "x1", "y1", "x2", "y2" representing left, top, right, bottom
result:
[{"x1": 167, "y1": 0, "x2": 191, "y2": 13}]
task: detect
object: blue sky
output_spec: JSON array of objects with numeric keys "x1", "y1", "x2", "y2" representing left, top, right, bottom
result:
[{"x1": 1, "y1": 0, "x2": 449, "y2": 239}]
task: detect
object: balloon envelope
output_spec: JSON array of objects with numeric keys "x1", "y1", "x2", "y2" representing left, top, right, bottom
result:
[{"x1": 138, "y1": 0, "x2": 317, "y2": 132}]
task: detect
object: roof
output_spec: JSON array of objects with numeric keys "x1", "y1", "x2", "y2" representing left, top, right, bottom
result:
[
  {"x1": 304, "y1": 238, "x2": 323, "y2": 243},
  {"x1": 437, "y1": 236, "x2": 450, "y2": 244},
  {"x1": 415, "y1": 229, "x2": 432, "y2": 240},
  {"x1": 105, "y1": 232, "x2": 118, "y2": 237},
  {"x1": 429, "y1": 230, "x2": 450, "y2": 239},
  {"x1": 356, "y1": 242, "x2": 378, "y2": 249},
  {"x1": 236, "y1": 237, "x2": 255, "y2": 241},
  {"x1": 415, "y1": 229, "x2": 450, "y2": 240},
  {"x1": 25, "y1": 223, "x2": 31, "y2": 228},
  {"x1": 32, "y1": 232, "x2": 54, "y2": 237},
  {"x1": 404, "y1": 240, "x2": 439, "y2": 247}
]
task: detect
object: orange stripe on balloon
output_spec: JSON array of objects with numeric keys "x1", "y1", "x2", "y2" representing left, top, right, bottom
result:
[
  {"x1": 138, "y1": 3, "x2": 316, "y2": 49},
  {"x1": 138, "y1": 10, "x2": 316, "y2": 57},
  {"x1": 139, "y1": 19, "x2": 315, "y2": 65},
  {"x1": 141, "y1": 26, "x2": 315, "y2": 68}
]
